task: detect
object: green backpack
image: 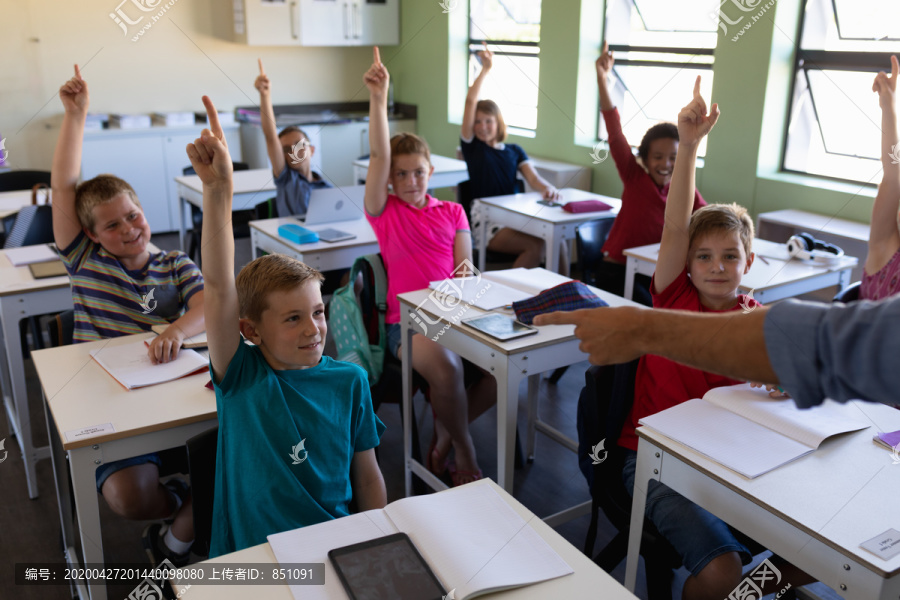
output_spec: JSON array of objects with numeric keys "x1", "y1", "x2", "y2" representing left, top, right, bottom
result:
[{"x1": 328, "y1": 254, "x2": 388, "y2": 385}]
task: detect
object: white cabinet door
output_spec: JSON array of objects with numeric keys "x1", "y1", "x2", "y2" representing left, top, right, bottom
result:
[
  {"x1": 318, "y1": 121, "x2": 369, "y2": 186},
  {"x1": 297, "y1": 0, "x2": 351, "y2": 46},
  {"x1": 234, "y1": 0, "x2": 302, "y2": 46},
  {"x1": 82, "y1": 135, "x2": 172, "y2": 232},
  {"x1": 356, "y1": 0, "x2": 399, "y2": 46}
]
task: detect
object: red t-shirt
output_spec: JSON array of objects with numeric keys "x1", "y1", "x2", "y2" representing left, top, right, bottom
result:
[
  {"x1": 617, "y1": 268, "x2": 760, "y2": 452},
  {"x1": 600, "y1": 108, "x2": 706, "y2": 263}
]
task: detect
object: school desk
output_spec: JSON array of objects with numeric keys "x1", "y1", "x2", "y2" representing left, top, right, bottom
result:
[
  {"x1": 626, "y1": 400, "x2": 900, "y2": 598},
  {"x1": 474, "y1": 189, "x2": 621, "y2": 275},
  {"x1": 622, "y1": 238, "x2": 858, "y2": 302},
  {"x1": 174, "y1": 168, "x2": 276, "y2": 250},
  {"x1": 397, "y1": 270, "x2": 641, "y2": 525},
  {"x1": 171, "y1": 478, "x2": 639, "y2": 600},
  {"x1": 35, "y1": 332, "x2": 216, "y2": 600},
  {"x1": 352, "y1": 153, "x2": 468, "y2": 189}
]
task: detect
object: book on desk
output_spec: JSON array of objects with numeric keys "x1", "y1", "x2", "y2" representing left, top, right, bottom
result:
[
  {"x1": 639, "y1": 384, "x2": 870, "y2": 478},
  {"x1": 427, "y1": 267, "x2": 572, "y2": 311},
  {"x1": 267, "y1": 482, "x2": 573, "y2": 600},
  {"x1": 90, "y1": 338, "x2": 208, "y2": 390}
]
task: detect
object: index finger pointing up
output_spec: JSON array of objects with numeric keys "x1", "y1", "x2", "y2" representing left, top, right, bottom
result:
[
  {"x1": 373, "y1": 46, "x2": 381, "y2": 65},
  {"x1": 892, "y1": 55, "x2": 898, "y2": 80},
  {"x1": 74, "y1": 64, "x2": 82, "y2": 80},
  {"x1": 693, "y1": 75, "x2": 702, "y2": 101},
  {"x1": 258, "y1": 58, "x2": 265, "y2": 75},
  {"x1": 202, "y1": 96, "x2": 223, "y2": 138}
]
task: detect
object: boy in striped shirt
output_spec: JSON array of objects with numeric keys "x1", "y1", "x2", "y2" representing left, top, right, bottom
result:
[{"x1": 51, "y1": 65, "x2": 204, "y2": 567}]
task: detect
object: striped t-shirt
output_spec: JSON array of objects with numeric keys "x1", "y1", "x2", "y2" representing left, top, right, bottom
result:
[{"x1": 59, "y1": 232, "x2": 204, "y2": 343}]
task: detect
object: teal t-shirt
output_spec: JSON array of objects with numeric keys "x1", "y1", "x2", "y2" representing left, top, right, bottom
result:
[{"x1": 210, "y1": 342, "x2": 385, "y2": 557}]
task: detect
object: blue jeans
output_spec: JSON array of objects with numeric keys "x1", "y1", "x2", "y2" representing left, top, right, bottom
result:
[
  {"x1": 95, "y1": 452, "x2": 161, "y2": 493},
  {"x1": 386, "y1": 322, "x2": 402, "y2": 359}
]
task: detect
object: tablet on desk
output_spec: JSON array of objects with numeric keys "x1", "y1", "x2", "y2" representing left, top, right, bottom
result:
[
  {"x1": 28, "y1": 260, "x2": 67, "y2": 279},
  {"x1": 328, "y1": 533, "x2": 446, "y2": 600},
  {"x1": 317, "y1": 227, "x2": 356, "y2": 243},
  {"x1": 461, "y1": 313, "x2": 538, "y2": 341}
]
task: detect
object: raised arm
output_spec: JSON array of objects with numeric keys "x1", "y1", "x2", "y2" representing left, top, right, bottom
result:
[
  {"x1": 187, "y1": 97, "x2": 238, "y2": 383},
  {"x1": 364, "y1": 47, "x2": 391, "y2": 217},
  {"x1": 461, "y1": 43, "x2": 492, "y2": 142},
  {"x1": 867, "y1": 55, "x2": 900, "y2": 275},
  {"x1": 596, "y1": 41, "x2": 615, "y2": 112},
  {"x1": 51, "y1": 65, "x2": 89, "y2": 250},
  {"x1": 654, "y1": 76, "x2": 719, "y2": 294},
  {"x1": 255, "y1": 59, "x2": 286, "y2": 179}
]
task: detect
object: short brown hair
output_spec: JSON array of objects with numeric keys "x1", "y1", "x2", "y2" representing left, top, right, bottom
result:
[
  {"x1": 75, "y1": 175, "x2": 142, "y2": 233},
  {"x1": 277, "y1": 125, "x2": 310, "y2": 142},
  {"x1": 389, "y1": 133, "x2": 431, "y2": 168},
  {"x1": 688, "y1": 203, "x2": 754, "y2": 257},
  {"x1": 235, "y1": 254, "x2": 324, "y2": 322},
  {"x1": 475, "y1": 100, "x2": 507, "y2": 143},
  {"x1": 638, "y1": 122, "x2": 678, "y2": 164}
]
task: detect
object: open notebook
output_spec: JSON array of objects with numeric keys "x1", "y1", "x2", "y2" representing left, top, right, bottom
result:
[
  {"x1": 90, "y1": 339, "x2": 208, "y2": 390},
  {"x1": 267, "y1": 482, "x2": 573, "y2": 600},
  {"x1": 151, "y1": 324, "x2": 208, "y2": 349},
  {"x1": 639, "y1": 384, "x2": 870, "y2": 478},
  {"x1": 427, "y1": 267, "x2": 572, "y2": 311}
]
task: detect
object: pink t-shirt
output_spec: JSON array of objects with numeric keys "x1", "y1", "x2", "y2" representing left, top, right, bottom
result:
[
  {"x1": 366, "y1": 194, "x2": 470, "y2": 323},
  {"x1": 861, "y1": 246, "x2": 900, "y2": 301}
]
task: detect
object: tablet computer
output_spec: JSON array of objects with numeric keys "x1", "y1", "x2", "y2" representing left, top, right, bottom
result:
[
  {"x1": 317, "y1": 227, "x2": 356, "y2": 243},
  {"x1": 28, "y1": 260, "x2": 67, "y2": 279},
  {"x1": 461, "y1": 313, "x2": 539, "y2": 341},
  {"x1": 327, "y1": 533, "x2": 446, "y2": 600}
]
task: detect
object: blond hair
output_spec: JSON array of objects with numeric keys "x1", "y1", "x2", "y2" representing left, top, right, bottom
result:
[
  {"x1": 236, "y1": 254, "x2": 324, "y2": 322},
  {"x1": 74, "y1": 175, "x2": 142, "y2": 232},
  {"x1": 688, "y1": 203, "x2": 754, "y2": 256},
  {"x1": 389, "y1": 133, "x2": 431, "y2": 169},
  {"x1": 475, "y1": 99, "x2": 507, "y2": 143}
]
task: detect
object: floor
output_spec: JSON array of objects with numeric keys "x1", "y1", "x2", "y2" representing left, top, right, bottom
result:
[{"x1": 0, "y1": 230, "x2": 843, "y2": 600}]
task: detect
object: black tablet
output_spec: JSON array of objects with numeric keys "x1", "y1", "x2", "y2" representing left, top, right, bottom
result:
[
  {"x1": 461, "y1": 313, "x2": 539, "y2": 341},
  {"x1": 328, "y1": 533, "x2": 446, "y2": 600}
]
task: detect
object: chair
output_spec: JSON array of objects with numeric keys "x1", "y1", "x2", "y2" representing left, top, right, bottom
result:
[
  {"x1": 0, "y1": 170, "x2": 52, "y2": 192},
  {"x1": 456, "y1": 180, "x2": 521, "y2": 267},
  {"x1": 833, "y1": 281, "x2": 860, "y2": 303},
  {"x1": 185, "y1": 426, "x2": 218, "y2": 558},
  {"x1": 183, "y1": 162, "x2": 255, "y2": 264},
  {"x1": 580, "y1": 361, "x2": 681, "y2": 600},
  {"x1": 575, "y1": 219, "x2": 615, "y2": 287},
  {"x1": 46, "y1": 309, "x2": 75, "y2": 348},
  {"x1": 3, "y1": 204, "x2": 54, "y2": 249}
]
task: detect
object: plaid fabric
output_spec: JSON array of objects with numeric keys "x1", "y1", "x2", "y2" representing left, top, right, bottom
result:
[{"x1": 512, "y1": 281, "x2": 608, "y2": 324}]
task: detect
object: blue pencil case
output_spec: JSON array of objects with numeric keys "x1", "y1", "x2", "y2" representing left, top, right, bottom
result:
[{"x1": 278, "y1": 223, "x2": 319, "y2": 244}]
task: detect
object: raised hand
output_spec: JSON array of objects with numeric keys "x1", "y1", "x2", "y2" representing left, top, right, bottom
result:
[
  {"x1": 186, "y1": 96, "x2": 233, "y2": 187},
  {"x1": 677, "y1": 76, "x2": 720, "y2": 147},
  {"x1": 873, "y1": 55, "x2": 898, "y2": 109},
  {"x1": 255, "y1": 58, "x2": 271, "y2": 95},
  {"x1": 595, "y1": 41, "x2": 614, "y2": 82},
  {"x1": 59, "y1": 64, "x2": 89, "y2": 116},
  {"x1": 363, "y1": 46, "x2": 389, "y2": 96},
  {"x1": 477, "y1": 42, "x2": 493, "y2": 72}
]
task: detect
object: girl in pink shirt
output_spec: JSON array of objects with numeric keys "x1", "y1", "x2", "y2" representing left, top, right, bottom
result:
[{"x1": 363, "y1": 48, "x2": 495, "y2": 486}]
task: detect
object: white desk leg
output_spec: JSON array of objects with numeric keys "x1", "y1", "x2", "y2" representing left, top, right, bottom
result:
[
  {"x1": 0, "y1": 307, "x2": 39, "y2": 498},
  {"x1": 250, "y1": 228, "x2": 259, "y2": 261},
  {"x1": 624, "y1": 257, "x2": 637, "y2": 301},
  {"x1": 526, "y1": 374, "x2": 539, "y2": 462},
  {"x1": 625, "y1": 438, "x2": 662, "y2": 593},
  {"x1": 179, "y1": 196, "x2": 187, "y2": 253},
  {"x1": 545, "y1": 231, "x2": 560, "y2": 275},
  {"x1": 838, "y1": 267, "x2": 851, "y2": 290},
  {"x1": 401, "y1": 319, "x2": 414, "y2": 498},
  {"x1": 496, "y1": 366, "x2": 524, "y2": 493},
  {"x1": 69, "y1": 445, "x2": 108, "y2": 600},
  {"x1": 477, "y1": 207, "x2": 488, "y2": 273}
]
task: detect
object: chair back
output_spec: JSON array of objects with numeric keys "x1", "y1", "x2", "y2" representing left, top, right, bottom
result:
[
  {"x1": 0, "y1": 170, "x2": 52, "y2": 192},
  {"x1": 575, "y1": 219, "x2": 615, "y2": 287},
  {"x1": 46, "y1": 310, "x2": 75, "y2": 348},
  {"x1": 456, "y1": 179, "x2": 525, "y2": 225},
  {"x1": 186, "y1": 426, "x2": 219, "y2": 557},
  {"x1": 833, "y1": 281, "x2": 861, "y2": 303},
  {"x1": 3, "y1": 204, "x2": 54, "y2": 249}
]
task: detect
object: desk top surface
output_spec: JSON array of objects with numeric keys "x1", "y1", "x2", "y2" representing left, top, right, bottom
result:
[
  {"x1": 623, "y1": 238, "x2": 858, "y2": 292},
  {"x1": 34, "y1": 332, "x2": 216, "y2": 450},
  {"x1": 173, "y1": 479, "x2": 638, "y2": 599},
  {"x1": 476, "y1": 189, "x2": 621, "y2": 223},
  {"x1": 353, "y1": 153, "x2": 467, "y2": 172},
  {"x1": 250, "y1": 215, "x2": 378, "y2": 252},
  {"x1": 638, "y1": 400, "x2": 900, "y2": 577},
  {"x1": 757, "y1": 209, "x2": 870, "y2": 242},
  {"x1": 175, "y1": 168, "x2": 275, "y2": 195}
]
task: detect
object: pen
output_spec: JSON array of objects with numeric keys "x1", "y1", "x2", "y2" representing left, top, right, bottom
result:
[{"x1": 758, "y1": 255, "x2": 769, "y2": 265}]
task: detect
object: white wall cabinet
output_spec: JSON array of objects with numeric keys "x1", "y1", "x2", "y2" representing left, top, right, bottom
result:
[
  {"x1": 82, "y1": 126, "x2": 242, "y2": 234},
  {"x1": 233, "y1": 0, "x2": 399, "y2": 47}
]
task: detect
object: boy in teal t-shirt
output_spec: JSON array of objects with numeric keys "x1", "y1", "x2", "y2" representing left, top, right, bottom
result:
[{"x1": 188, "y1": 96, "x2": 387, "y2": 557}]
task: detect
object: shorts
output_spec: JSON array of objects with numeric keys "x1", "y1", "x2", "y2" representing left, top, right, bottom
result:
[
  {"x1": 622, "y1": 449, "x2": 752, "y2": 576},
  {"x1": 386, "y1": 322, "x2": 402, "y2": 359},
  {"x1": 95, "y1": 452, "x2": 161, "y2": 493}
]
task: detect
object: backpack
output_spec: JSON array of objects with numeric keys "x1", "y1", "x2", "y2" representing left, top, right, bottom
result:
[{"x1": 328, "y1": 254, "x2": 388, "y2": 385}]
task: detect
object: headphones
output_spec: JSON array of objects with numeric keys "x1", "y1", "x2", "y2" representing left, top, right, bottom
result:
[{"x1": 786, "y1": 232, "x2": 844, "y2": 265}]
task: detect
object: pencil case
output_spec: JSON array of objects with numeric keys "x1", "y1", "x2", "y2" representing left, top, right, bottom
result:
[
  {"x1": 561, "y1": 200, "x2": 613, "y2": 213},
  {"x1": 278, "y1": 224, "x2": 319, "y2": 244},
  {"x1": 512, "y1": 281, "x2": 608, "y2": 325}
]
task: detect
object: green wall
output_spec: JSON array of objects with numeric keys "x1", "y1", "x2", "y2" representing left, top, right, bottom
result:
[{"x1": 385, "y1": 0, "x2": 876, "y2": 224}]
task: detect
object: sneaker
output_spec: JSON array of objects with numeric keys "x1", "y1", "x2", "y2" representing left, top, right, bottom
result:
[
  {"x1": 141, "y1": 522, "x2": 191, "y2": 568},
  {"x1": 163, "y1": 478, "x2": 190, "y2": 524}
]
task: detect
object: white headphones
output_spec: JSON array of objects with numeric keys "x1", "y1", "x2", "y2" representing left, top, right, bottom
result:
[{"x1": 786, "y1": 233, "x2": 845, "y2": 265}]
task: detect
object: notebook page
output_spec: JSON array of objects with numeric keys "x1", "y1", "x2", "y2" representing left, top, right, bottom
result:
[
  {"x1": 384, "y1": 484, "x2": 572, "y2": 599},
  {"x1": 704, "y1": 384, "x2": 869, "y2": 448},
  {"x1": 639, "y1": 398, "x2": 815, "y2": 479},
  {"x1": 89, "y1": 340, "x2": 208, "y2": 389},
  {"x1": 5, "y1": 244, "x2": 58, "y2": 266},
  {"x1": 480, "y1": 268, "x2": 572, "y2": 297},
  {"x1": 267, "y1": 511, "x2": 396, "y2": 600},
  {"x1": 428, "y1": 277, "x2": 531, "y2": 311}
]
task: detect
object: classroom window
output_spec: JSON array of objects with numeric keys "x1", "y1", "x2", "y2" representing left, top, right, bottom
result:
[
  {"x1": 782, "y1": 0, "x2": 900, "y2": 184},
  {"x1": 468, "y1": 0, "x2": 542, "y2": 132},
  {"x1": 600, "y1": 0, "x2": 717, "y2": 157}
]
